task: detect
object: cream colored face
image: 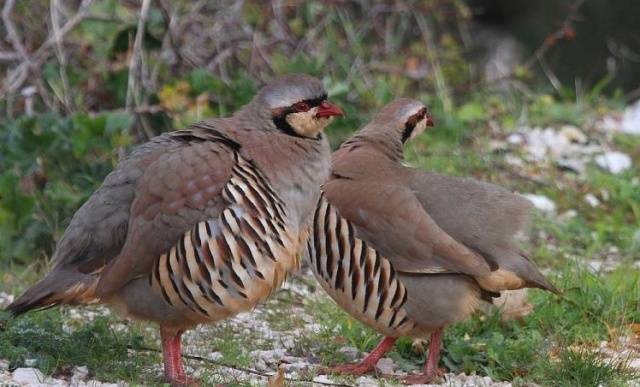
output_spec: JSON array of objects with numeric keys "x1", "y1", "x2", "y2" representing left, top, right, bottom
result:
[
  {"x1": 408, "y1": 116, "x2": 429, "y2": 141},
  {"x1": 286, "y1": 107, "x2": 336, "y2": 138}
]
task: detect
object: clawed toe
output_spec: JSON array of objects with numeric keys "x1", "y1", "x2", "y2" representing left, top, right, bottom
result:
[{"x1": 403, "y1": 367, "x2": 444, "y2": 385}]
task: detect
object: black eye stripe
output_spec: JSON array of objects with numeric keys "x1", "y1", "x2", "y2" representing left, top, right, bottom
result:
[
  {"x1": 271, "y1": 93, "x2": 328, "y2": 139},
  {"x1": 401, "y1": 107, "x2": 427, "y2": 143}
]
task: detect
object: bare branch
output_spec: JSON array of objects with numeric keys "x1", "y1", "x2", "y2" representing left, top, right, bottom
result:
[
  {"x1": 0, "y1": 0, "x2": 94, "y2": 99},
  {"x1": 125, "y1": 0, "x2": 152, "y2": 112},
  {"x1": 2, "y1": 0, "x2": 31, "y2": 64},
  {"x1": 50, "y1": 0, "x2": 74, "y2": 112}
]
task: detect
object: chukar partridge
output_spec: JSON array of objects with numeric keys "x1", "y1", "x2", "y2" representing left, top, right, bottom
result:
[
  {"x1": 306, "y1": 98, "x2": 558, "y2": 384},
  {"x1": 7, "y1": 74, "x2": 343, "y2": 386}
]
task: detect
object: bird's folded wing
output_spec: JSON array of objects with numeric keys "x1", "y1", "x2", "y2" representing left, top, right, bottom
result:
[
  {"x1": 96, "y1": 130, "x2": 239, "y2": 296},
  {"x1": 322, "y1": 178, "x2": 491, "y2": 276}
]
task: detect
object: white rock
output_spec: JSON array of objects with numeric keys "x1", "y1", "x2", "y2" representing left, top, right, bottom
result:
[
  {"x1": 558, "y1": 209, "x2": 578, "y2": 222},
  {"x1": 0, "y1": 359, "x2": 9, "y2": 371},
  {"x1": 584, "y1": 194, "x2": 600, "y2": 207},
  {"x1": 208, "y1": 352, "x2": 223, "y2": 361},
  {"x1": 356, "y1": 376, "x2": 379, "y2": 387},
  {"x1": 628, "y1": 358, "x2": 640, "y2": 369},
  {"x1": 313, "y1": 374, "x2": 334, "y2": 384},
  {"x1": 504, "y1": 154, "x2": 524, "y2": 168},
  {"x1": 71, "y1": 365, "x2": 89, "y2": 383},
  {"x1": 375, "y1": 357, "x2": 394, "y2": 375},
  {"x1": 506, "y1": 133, "x2": 524, "y2": 145},
  {"x1": 595, "y1": 151, "x2": 632, "y2": 174},
  {"x1": 12, "y1": 368, "x2": 44, "y2": 385},
  {"x1": 621, "y1": 100, "x2": 640, "y2": 135},
  {"x1": 0, "y1": 292, "x2": 14, "y2": 307},
  {"x1": 559, "y1": 125, "x2": 588, "y2": 143},
  {"x1": 24, "y1": 358, "x2": 37, "y2": 367},
  {"x1": 522, "y1": 194, "x2": 556, "y2": 214}
]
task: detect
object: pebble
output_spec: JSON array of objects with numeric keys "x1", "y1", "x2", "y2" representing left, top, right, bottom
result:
[
  {"x1": 584, "y1": 193, "x2": 600, "y2": 207},
  {"x1": 313, "y1": 374, "x2": 334, "y2": 384},
  {"x1": 356, "y1": 376, "x2": 379, "y2": 386},
  {"x1": 0, "y1": 291, "x2": 14, "y2": 307},
  {"x1": 621, "y1": 100, "x2": 640, "y2": 135},
  {"x1": 71, "y1": 365, "x2": 89, "y2": 384},
  {"x1": 522, "y1": 194, "x2": 556, "y2": 214},
  {"x1": 12, "y1": 367, "x2": 45, "y2": 385},
  {"x1": 375, "y1": 357, "x2": 395, "y2": 375},
  {"x1": 595, "y1": 151, "x2": 632, "y2": 174}
]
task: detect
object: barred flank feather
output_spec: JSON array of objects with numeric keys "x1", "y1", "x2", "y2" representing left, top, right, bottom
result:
[{"x1": 306, "y1": 195, "x2": 414, "y2": 336}]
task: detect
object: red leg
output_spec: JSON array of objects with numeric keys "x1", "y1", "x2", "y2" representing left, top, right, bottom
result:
[
  {"x1": 325, "y1": 336, "x2": 397, "y2": 375},
  {"x1": 160, "y1": 326, "x2": 198, "y2": 386},
  {"x1": 404, "y1": 328, "x2": 445, "y2": 385}
]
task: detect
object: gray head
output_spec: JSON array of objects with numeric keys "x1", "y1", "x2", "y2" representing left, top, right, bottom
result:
[
  {"x1": 338, "y1": 98, "x2": 433, "y2": 161},
  {"x1": 369, "y1": 98, "x2": 434, "y2": 143},
  {"x1": 247, "y1": 74, "x2": 344, "y2": 139}
]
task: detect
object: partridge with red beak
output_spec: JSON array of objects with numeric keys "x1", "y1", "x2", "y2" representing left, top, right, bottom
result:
[
  {"x1": 306, "y1": 98, "x2": 557, "y2": 384},
  {"x1": 7, "y1": 74, "x2": 343, "y2": 386}
]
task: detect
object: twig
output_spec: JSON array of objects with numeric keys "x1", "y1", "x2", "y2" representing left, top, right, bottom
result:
[
  {"x1": 125, "y1": 0, "x2": 151, "y2": 112},
  {"x1": 50, "y1": 0, "x2": 74, "y2": 112},
  {"x1": 129, "y1": 345, "x2": 353, "y2": 386},
  {"x1": 416, "y1": 13, "x2": 453, "y2": 111},
  {"x1": 0, "y1": 0, "x2": 94, "y2": 99},
  {"x1": 454, "y1": 0, "x2": 586, "y2": 95},
  {"x1": 2, "y1": 0, "x2": 31, "y2": 64}
]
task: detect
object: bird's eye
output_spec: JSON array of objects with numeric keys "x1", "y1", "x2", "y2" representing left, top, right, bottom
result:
[{"x1": 292, "y1": 101, "x2": 310, "y2": 112}]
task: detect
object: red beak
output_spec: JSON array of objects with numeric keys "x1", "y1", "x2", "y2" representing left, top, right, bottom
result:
[
  {"x1": 316, "y1": 100, "x2": 344, "y2": 118},
  {"x1": 426, "y1": 113, "x2": 435, "y2": 127}
]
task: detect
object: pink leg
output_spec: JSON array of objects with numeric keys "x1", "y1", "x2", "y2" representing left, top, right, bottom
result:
[
  {"x1": 326, "y1": 336, "x2": 397, "y2": 375},
  {"x1": 160, "y1": 327, "x2": 198, "y2": 386},
  {"x1": 404, "y1": 328, "x2": 445, "y2": 384}
]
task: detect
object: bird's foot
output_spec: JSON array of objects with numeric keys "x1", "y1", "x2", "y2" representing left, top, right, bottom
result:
[
  {"x1": 402, "y1": 367, "x2": 445, "y2": 385},
  {"x1": 320, "y1": 362, "x2": 375, "y2": 376}
]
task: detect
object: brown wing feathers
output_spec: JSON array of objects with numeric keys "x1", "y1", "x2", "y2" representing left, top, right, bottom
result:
[{"x1": 150, "y1": 153, "x2": 295, "y2": 318}]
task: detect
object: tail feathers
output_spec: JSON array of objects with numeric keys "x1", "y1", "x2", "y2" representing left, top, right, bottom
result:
[
  {"x1": 525, "y1": 268, "x2": 561, "y2": 295},
  {"x1": 476, "y1": 252, "x2": 561, "y2": 296},
  {"x1": 5, "y1": 269, "x2": 99, "y2": 317}
]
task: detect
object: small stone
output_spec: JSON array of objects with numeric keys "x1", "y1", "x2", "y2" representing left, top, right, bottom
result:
[
  {"x1": 338, "y1": 346, "x2": 359, "y2": 361},
  {"x1": 522, "y1": 194, "x2": 556, "y2": 214},
  {"x1": 375, "y1": 357, "x2": 394, "y2": 375},
  {"x1": 0, "y1": 292, "x2": 14, "y2": 307},
  {"x1": 584, "y1": 194, "x2": 600, "y2": 207},
  {"x1": 559, "y1": 125, "x2": 588, "y2": 143},
  {"x1": 506, "y1": 133, "x2": 524, "y2": 145},
  {"x1": 71, "y1": 365, "x2": 89, "y2": 383},
  {"x1": 558, "y1": 209, "x2": 578, "y2": 222},
  {"x1": 0, "y1": 359, "x2": 9, "y2": 371},
  {"x1": 556, "y1": 158, "x2": 586, "y2": 174},
  {"x1": 12, "y1": 368, "x2": 44, "y2": 385},
  {"x1": 208, "y1": 352, "x2": 223, "y2": 361},
  {"x1": 628, "y1": 358, "x2": 640, "y2": 369},
  {"x1": 595, "y1": 151, "x2": 632, "y2": 174},
  {"x1": 505, "y1": 154, "x2": 524, "y2": 168},
  {"x1": 356, "y1": 376, "x2": 379, "y2": 387},
  {"x1": 313, "y1": 374, "x2": 333, "y2": 384},
  {"x1": 24, "y1": 358, "x2": 37, "y2": 367},
  {"x1": 621, "y1": 100, "x2": 640, "y2": 135}
]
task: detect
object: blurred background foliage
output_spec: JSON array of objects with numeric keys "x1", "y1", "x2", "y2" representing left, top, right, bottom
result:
[{"x1": 0, "y1": 0, "x2": 638, "y2": 268}]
